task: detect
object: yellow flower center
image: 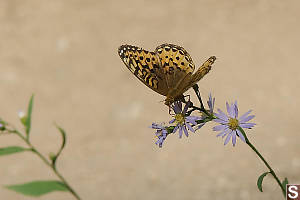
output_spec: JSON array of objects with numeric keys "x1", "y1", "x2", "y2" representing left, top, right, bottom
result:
[
  {"x1": 228, "y1": 118, "x2": 239, "y2": 130},
  {"x1": 175, "y1": 113, "x2": 185, "y2": 125}
]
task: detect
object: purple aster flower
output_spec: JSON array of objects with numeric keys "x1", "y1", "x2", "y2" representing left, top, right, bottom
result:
[
  {"x1": 169, "y1": 101, "x2": 202, "y2": 138},
  {"x1": 213, "y1": 101, "x2": 256, "y2": 146},
  {"x1": 195, "y1": 93, "x2": 215, "y2": 130},
  {"x1": 151, "y1": 123, "x2": 168, "y2": 148},
  {"x1": 207, "y1": 93, "x2": 215, "y2": 114}
]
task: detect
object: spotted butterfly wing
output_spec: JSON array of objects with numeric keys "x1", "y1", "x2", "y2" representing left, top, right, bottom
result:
[
  {"x1": 154, "y1": 44, "x2": 196, "y2": 100},
  {"x1": 118, "y1": 45, "x2": 169, "y2": 96}
]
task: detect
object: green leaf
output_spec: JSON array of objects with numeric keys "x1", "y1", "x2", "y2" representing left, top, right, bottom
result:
[
  {"x1": 0, "y1": 146, "x2": 28, "y2": 156},
  {"x1": 51, "y1": 125, "x2": 67, "y2": 167},
  {"x1": 282, "y1": 177, "x2": 289, "y2": 196},
  {"x1": 257, "y1": 172, "x2": 270, "y2": 192},
  {"x1": 25, "y1": 95, "x2": 34, "y2": 136},
  {"x1": 6, "y1": 180, "x2": 68, "y2": 196}
]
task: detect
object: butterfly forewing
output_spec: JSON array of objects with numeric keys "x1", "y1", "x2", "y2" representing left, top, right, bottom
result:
[{"x1": 118, "y1": 45, "x2": 168, "y2": 96}]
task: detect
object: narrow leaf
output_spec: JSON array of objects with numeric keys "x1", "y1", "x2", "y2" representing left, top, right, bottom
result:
[
  {"x1": 257, "y1": 172, "x2": 270, "y2": 192},
  {"x1": 6, "y1": 180, "x2": 68, "y2": 196},
  {"x1": 282, "y1": 177, "x2": 289, "y2": 196},
  {"x1": 25, "y1": 95, "x2": 34, "y2": 136},
  {"x1": 52, "y1": 125, "x2": 67, "y2": 167},
  {"x1": 0, "y1": 146, "x2": 28, "y2": 156}
]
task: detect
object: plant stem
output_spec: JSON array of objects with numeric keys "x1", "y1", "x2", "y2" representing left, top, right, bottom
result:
[
  {"x1": 192, "y1": 84, "x2": 210, "y2": 116},
  {"x1": 12, "y1": 129, "x2": 81, "y2": 200},
  {"x1": 239, "y1": 128, "x2": 285, "y2": 197}
]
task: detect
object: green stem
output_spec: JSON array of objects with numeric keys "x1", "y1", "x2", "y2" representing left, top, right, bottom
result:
[
  {"x1": 239, "y1": 128, "x2": 285, "y2": 197},
  {"x1": 11, "y1": 129, "x2": 81, "y2": 200}
]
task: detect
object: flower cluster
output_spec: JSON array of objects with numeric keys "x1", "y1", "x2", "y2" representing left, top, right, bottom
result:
[
  {"x1": 151, "y1": 94, "x2": 256, "y2": 148},
  {"x1": 151, "y1": 123, "x2": 168, "y2": 148}
]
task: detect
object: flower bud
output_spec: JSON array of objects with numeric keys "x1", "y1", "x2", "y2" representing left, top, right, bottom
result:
[
  {"x1": 49, "y1": 152, "x2": 57, "y2": 161},
  {"x1": 0, "y1": 123, "x2": 5, "y2": 131},
  {"x1": 18, "y1": 111, "x2": 27, "y2": 126}
]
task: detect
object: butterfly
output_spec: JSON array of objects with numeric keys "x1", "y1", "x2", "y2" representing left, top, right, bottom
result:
[{"x1": 118, "y1": 43, "x2": 216, "y2": 106}]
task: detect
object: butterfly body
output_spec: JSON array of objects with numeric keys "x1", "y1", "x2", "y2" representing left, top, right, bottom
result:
[{"x1": 118, "y1": 43, "x2": 216, "y2": 106}]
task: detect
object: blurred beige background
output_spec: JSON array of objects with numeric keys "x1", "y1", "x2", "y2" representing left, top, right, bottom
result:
[{"x1": 0, "y1": 0, "x2": 299, "y2": 199}]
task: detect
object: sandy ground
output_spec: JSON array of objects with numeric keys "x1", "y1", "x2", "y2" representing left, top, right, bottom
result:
[{"x1": 0, "y1": 0, "x2": 299, "y2": 199}]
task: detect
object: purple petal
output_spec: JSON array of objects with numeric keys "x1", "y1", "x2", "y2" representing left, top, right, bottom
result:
[
  {"x1": 155, "y1": 139, "x2": 162, "y2": 146},
  {"x1": 173, "y1": 124, "x2": 179, "y2": 133},
  {"x1": 213, "y1": 124, "x2": 227, "y2": 131},
  {"x1": 216, "y1": 132, "x2": 226, "y2": 137},
  {"x1": 186, "y1": 116, "x2": 201, "y2": 125},
  {"x1": 186, "y1": 115, "x2": 202, "y2": 121},
  {"x1": 162, "y1": 129, "x2": 168, "y2": 137},
  {"x1": 173, "y1": 102, "x2": 182, "y2": 114},
  {"x1": 155, "y1": 133, "x2": 166, "y2": 147},
  {"x1": 211, "y1": 97, "x2": 215, "y2": 112},
  {"x1": 216, "y1": 130, "x2": 228, "y2": 137},
  {"x1": 207, "y1": 93, "x2": 215, "y2": 113},
  {"x1": 232, "y1": 132, "x2": 237, "y2": 146},
  {"x1": 151, "y1": 123, "x2": 163, "y2": 129},
  {"x1": 183, "y1": 101, "x2": 190, "y2": 115},
  {"x1": 222, "y1": 128, "x2": 231, "y2": 138},
  {"x1": 227, "y1": 102, "x2": 235, "y2": 118},
  {"x1": 169, "y1": 119, "x2": 176, "y2": 124},
  {"x1": 186, "y1": 123, "x2": 195, "y2": 133},
  {"x1": 179, "y1": 126, "x2": 183, "y2": 138},
  {"x1": 239, "y1": 115, "x2": 255, "y2": 123},
  {"x1": 224, "y1": 132, "x2": 232, "y2": 145},
  {"x1": 236, "y1": 129, "x2": 246, "y2": 143},
  {"x1": 240, "y1": 123, "x2": 256, "y2": 129},
  {"x1": 213, "y1": 118, "x2": 228, "y2": 124},
  {"x1": 233, "y1": 102, "x2": 238, "y2": 118},
  {"x1": 226, "y1": 102, "x2": 232, "y2": 116},
  {"x1": 216, "y1": 127, "x2": 230, "y2": 137},
  {"x1": 215, "y1": 109, "x2": 229, "y2": 121},
  {"x1": 239, "y1": 110, "x2": 252, "y2": 122},
  {"x1": 178, "y1": 101, "x2": 182, "y2": 111},
  {"x1": 207, "y1": 95, "x2": 212, "y2": 107},
  {"x1": 195, "y1": 123, "x2": 205, "y2": 131},
  {"x1": 183, "y1": 126, "x2": 189, "y2": 137}
]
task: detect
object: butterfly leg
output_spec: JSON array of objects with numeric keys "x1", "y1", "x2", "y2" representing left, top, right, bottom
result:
[{"x1": 182, "y1": 94, "x2": 191, "y2": 103}]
